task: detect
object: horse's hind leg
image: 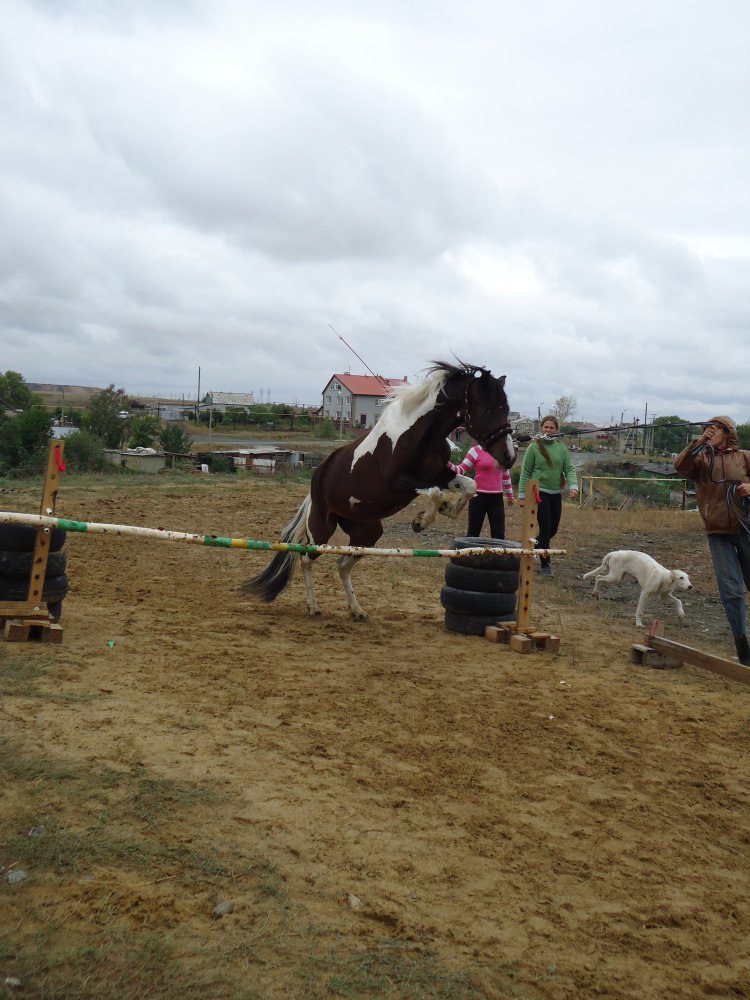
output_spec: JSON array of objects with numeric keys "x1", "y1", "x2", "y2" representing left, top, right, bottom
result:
[
  {"x1": 303, "y1": 502, "x2": 338, "y2": 618},
  {"x1": 337, "y1": 554, "x2": 368, "y2": 622},
  {"x1": 338, "y1": 519, "x2": 383, "y2": 621},
  {"x1": 300, "y1": 555, "x2": 322, "y2": 617}
]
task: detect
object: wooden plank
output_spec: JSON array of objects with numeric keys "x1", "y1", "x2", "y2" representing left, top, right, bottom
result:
[{"x1": 649, "y1": 636, "x2": 750, "y2": 686}]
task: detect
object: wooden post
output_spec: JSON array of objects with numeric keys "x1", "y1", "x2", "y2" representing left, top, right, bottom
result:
[
  {"x1": 516, "y1": 479, "x2": 539, "y2": 633},
  {"x1": 1, "y1": 439, "x2": 65, "y2": 640}
]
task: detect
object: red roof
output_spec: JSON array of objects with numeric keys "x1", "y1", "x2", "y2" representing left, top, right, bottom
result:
[{"x1": 327, "y1": 374, "x2": 409, "y2": 398}]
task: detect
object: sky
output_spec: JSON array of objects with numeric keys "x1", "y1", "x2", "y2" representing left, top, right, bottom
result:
[{"x1": 1, "y1": 0, "x2": 749, "y2": 426}]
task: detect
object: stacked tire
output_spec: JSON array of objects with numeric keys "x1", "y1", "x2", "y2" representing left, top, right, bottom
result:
[
  {"x1": 442, "y1": 537, "x2": 521, "y2": 636},
  {"x1": 0, "y1": 525, "x2": 69, "y2": 623}
]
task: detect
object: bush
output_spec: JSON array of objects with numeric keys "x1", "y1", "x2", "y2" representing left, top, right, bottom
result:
[
  {"x1": 160, "y1": 424, "x2": 193, "y2": 454},
  {"x1": 61, "y1": 431, "x2": 107, "y2": 472},
  {"x1": 128, "y1": 415, "x2": 161, "y2": 449},
  {"x1": 319, "y1": 418, "x2": 336, "y2": 440}
]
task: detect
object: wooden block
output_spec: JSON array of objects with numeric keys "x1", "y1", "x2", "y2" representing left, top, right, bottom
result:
[
  {"x1": 485, "y1": 626, "x2": 509, "y2": 643},
  {"x1": 509, "y1": 633, "x2": 534, "y2": 653},
  {"x1": 41, "y1": 623, "x2": 64, "y2": 644},
  {"x1": 630, "y1": 643, "x2": 650, "y2": 664},
  {"x1": 538, "y1": 635, "x2": 560, "y2": 652},
  {"x1": 4, "y1": 620, "x2": 30, "y2": 642},
  {"x1": 631, "y1": 643, "x2": 681, "y2": 669}
]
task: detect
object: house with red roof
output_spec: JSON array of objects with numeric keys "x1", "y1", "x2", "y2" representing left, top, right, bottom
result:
[{"x1": 322, "y1": 373, "x2": 409, "y2": 430}]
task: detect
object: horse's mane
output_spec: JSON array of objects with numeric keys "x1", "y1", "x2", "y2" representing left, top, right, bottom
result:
[{"x1": 383, "y1": 360, "x2": 488, "y2": 418}]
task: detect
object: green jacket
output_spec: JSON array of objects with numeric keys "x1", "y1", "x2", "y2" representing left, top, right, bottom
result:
[{"x1": 518, "y1": 439, "x2": 578, "y2": 498}]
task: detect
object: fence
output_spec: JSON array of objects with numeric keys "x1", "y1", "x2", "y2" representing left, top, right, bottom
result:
[{"x1": 578, "y1": 476, "x2": 692, "y2": 510}]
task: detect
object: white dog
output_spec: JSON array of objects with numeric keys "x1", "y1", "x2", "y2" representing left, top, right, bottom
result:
[{"x1": 583, "y1": 550, "x2": 693, "y2": 628}]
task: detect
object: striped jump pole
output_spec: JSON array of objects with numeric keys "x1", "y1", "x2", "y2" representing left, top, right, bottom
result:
[{"x1": 0, "y1": 511, "x2": 565, "y2": 560}]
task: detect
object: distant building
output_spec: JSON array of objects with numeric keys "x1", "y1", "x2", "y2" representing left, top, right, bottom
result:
[
  {"x1": 199, "y1": 392, "x2": 256, "y2": 416},
  {"x1": 321, "y1": 374, "x2": 408, "y2": 430}
]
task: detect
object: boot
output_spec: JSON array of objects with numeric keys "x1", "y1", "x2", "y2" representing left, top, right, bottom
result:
[{"x1": 735, "y1": 635, "x2": 750, "y2": 667}]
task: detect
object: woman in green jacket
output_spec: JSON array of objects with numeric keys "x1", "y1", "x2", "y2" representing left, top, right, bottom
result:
[{"x1": 518, "y1": 415, "x2": 579, "y2": 576}]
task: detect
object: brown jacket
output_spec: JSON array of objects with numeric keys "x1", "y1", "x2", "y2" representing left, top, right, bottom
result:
[{"x1": 674, "y1": 415, "x2": 750, "y2": 534}]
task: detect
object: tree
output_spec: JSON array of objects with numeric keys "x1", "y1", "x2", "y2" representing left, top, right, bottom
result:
[
  {"x1": 160, "y1": 424, "x2": 193, "y2": 454},
  {"x1": 736, "y1": 422, "x2": 750, "y2": 449},
  {"x1": 552, "y1": 395, "x2": 577, "y2": 424},
  {"x1": 128, "y1": 415, "x2": 161, "y2": 448},
  {"x1": 651, "y1": 416, "x2": 692, "y2": 455},
  {"x1": 86, "y1": 385, "x2": 129, "y2": 448},
  {"x1": 0, "y1": 371, "x2": 34, "y2": 409},
  {"x1": 0, "y1": 406, "x2": 52, "y2": 475}
]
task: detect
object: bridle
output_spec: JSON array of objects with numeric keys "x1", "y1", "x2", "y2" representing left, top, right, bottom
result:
[{"x1": 457, "y1": 378, "x2": 512, "y2": 450}]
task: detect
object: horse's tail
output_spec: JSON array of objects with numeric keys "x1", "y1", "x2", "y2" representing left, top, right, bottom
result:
[{"x1": 240, "y1": 495, "x2": 311, "y2": 602}]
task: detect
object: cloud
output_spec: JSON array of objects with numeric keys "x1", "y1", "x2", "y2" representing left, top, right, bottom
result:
[{"x1": 1, "y1": 0, "x2": 749, "y2": 424}]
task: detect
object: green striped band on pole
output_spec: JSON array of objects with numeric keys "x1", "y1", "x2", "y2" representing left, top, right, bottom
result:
[{"x1": 0, "y1": 511, "x2": 565, "y2": 559}]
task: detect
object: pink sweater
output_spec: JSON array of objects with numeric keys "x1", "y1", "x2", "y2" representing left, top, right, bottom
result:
[{"x1": 449, "y1": 446, "x2": 514, "y2": 496}]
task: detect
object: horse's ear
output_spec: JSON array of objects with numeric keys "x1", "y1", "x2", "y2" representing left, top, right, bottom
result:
[{"x1": 497, "y1": 375, "x2": 507, "y2": 388}]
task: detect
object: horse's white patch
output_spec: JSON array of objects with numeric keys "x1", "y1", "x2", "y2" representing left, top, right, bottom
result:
[
  {"x1": 416, "y1": 485, "x2": 442, "y2": 499},
  {"x1": 349, "y1": 496, "x2": 361, "y2": 506},
  {"x1": 351, "y1": 373, "x2": 445, "y2": 471}
]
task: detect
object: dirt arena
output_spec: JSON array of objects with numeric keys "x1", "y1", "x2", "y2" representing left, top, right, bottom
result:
[{"x1": 2, "y1": 473, "x2": 749, "y2": 998}]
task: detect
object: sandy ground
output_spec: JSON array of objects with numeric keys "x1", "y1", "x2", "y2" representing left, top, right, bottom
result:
[{"x1": 2, "y1": 474, "x2": 750, "y2": 998}]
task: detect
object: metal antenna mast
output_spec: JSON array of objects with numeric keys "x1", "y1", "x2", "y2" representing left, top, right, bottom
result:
[{"x1": 329, "y1": 324, "x2": 389, "y2": 388}]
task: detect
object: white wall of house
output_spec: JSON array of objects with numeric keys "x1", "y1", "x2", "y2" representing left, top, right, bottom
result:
[{"x1": 321, "y1": 377, "x2": 386, "y2": 430}]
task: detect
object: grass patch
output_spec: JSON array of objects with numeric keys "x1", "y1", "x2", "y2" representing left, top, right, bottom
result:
[{"x1": 325, "y1": 940, "x2": 500, "y2": 998}]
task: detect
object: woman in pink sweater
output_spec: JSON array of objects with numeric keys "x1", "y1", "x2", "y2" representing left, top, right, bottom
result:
[{"x1": 449, "y1": 444, "x2": 515, "y2": 539}]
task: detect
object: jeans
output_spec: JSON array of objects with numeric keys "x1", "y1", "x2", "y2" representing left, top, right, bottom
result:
[
  {"x1": 467, "y1": 493, "x2": 505, "y2": 539},
  {"x1": 707, "y1": 532, "x2": 750, "y2": 639},
  {"x1": 536, "y1": 492, "x2": 563, "y2": 568}
]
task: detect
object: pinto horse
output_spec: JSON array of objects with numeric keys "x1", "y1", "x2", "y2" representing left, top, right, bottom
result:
[{"x1": 241, "y1": 360, "x2": 516, "y2": 620}]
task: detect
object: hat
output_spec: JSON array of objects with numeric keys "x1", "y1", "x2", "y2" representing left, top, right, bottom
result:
[{"x1": 704, "y1": 415, "x2": 739, "y2": 448}]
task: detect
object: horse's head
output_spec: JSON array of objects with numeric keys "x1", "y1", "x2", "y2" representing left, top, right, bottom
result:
[
  {"x1": 432, "y1": 361, "x2": 517, "y2": 469},
  {"x1": 464, "y1": 370, "x2": 516, "y2": 469}
]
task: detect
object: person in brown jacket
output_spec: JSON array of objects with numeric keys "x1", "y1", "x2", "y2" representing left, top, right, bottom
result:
[{"x1": 674, "y1": 416, "x2": 750, "y2": 665}]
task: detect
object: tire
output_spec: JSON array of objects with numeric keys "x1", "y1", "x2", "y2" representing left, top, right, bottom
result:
[
  {"x1": 440, "y1": 585, "x2": 517, "y2": 616},
  {"x1": 0, "y1": 550, "x2": 67, "y2": 578},
  {"x1": 444, "y1": 562, "x2": 518, "y2": 593},
  {"x1": 450, "y1": 536, "x2": 521, "y2": 571},
  {"x1": 0, "y1": 525, "x2": 67, "y2": 553},
  {"x1": 444, "y1": 609, "x2": 516, "y2": 636},
  {"x1": 0, "y1": 573, "x2": 69, "y2": 604}
]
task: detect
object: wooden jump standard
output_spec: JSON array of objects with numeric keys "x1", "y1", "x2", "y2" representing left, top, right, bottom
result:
[
  {"x1": 485, "y1": 480, "x2": 562, "y2": 654},
  {"x1": 0, "y1": 440, "x2": 65, "y2": 643}
]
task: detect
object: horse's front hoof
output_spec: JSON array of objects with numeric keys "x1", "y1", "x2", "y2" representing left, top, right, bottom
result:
[
  {"x1": 411, "y1": 518, "x2": 424, "y2": 533},
  {"x1": 351, "y1": 611, "x2": 369, "y2": 623},
  {"x1": 308, "y1": 609, "x2": 323, "y2": 618}
]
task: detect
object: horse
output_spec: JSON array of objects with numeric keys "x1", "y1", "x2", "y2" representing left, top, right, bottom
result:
[{"x1": 241, "y1": 360, "x2": 516, "y2": 621}]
